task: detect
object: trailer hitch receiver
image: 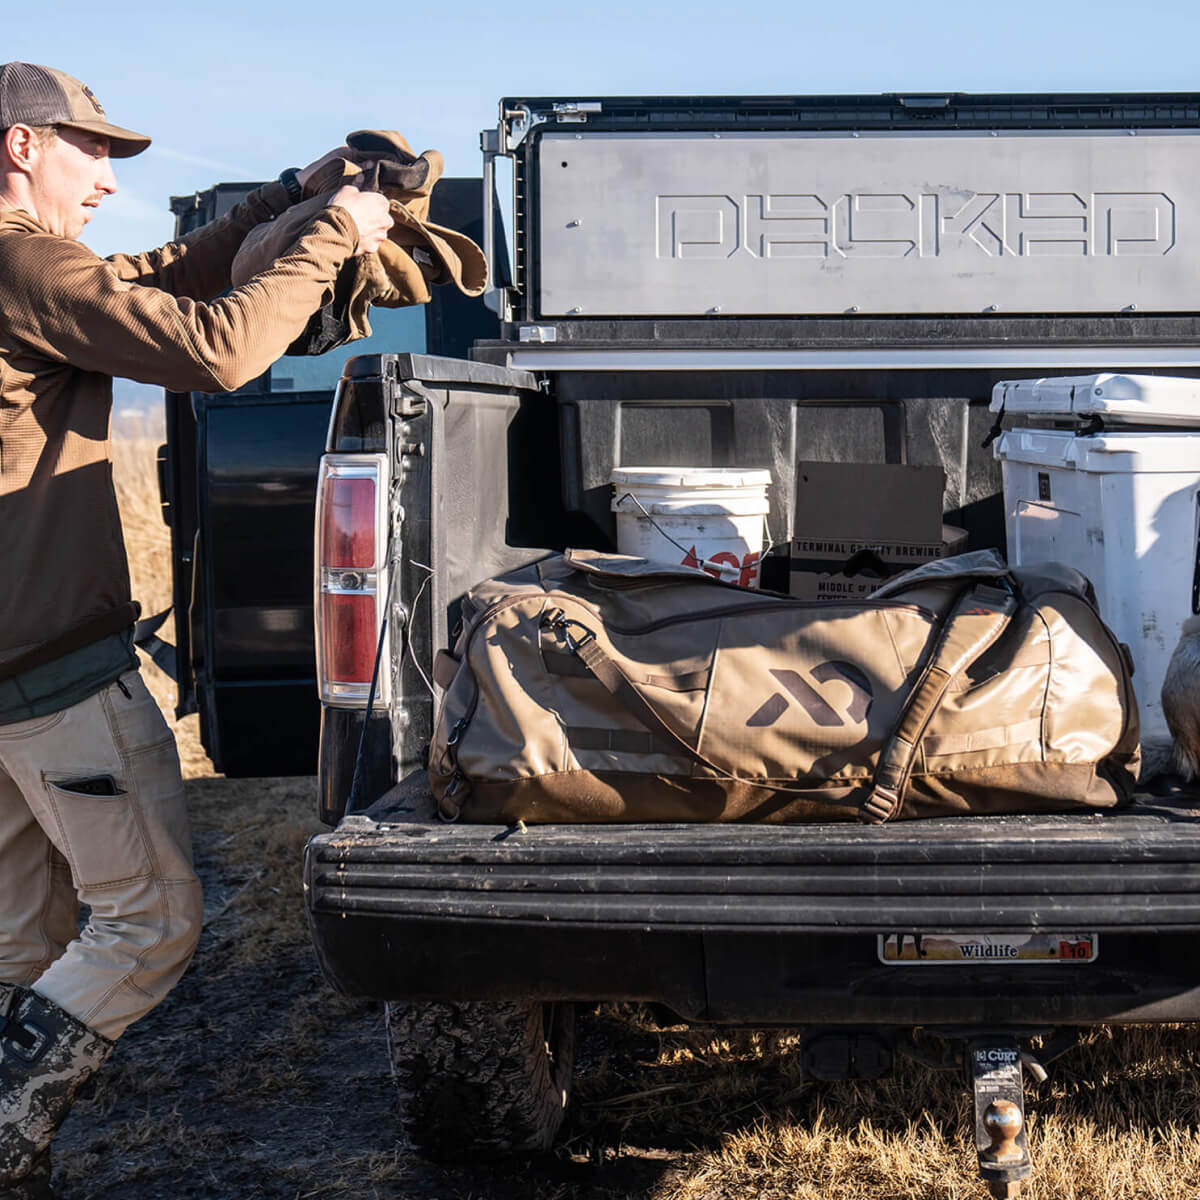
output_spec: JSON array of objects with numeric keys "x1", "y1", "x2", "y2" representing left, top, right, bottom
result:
[{"x1": 968, "y1": 1037, "x2": 1032, "y2": 1198}]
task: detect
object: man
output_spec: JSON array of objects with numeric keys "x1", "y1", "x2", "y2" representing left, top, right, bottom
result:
[{"x1": 0, "y1": 61, "x2": 393, "y2": 1197}]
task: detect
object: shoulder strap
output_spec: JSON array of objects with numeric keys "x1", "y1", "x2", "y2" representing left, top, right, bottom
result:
[
  {"x1": 546, "y1": 588, "x2": 1017, "y2": 818},
  {"x1": 543, "y1": 611, "x2": 731, "y2": 777},
  {"x1": 860, "y1": 582, "x2": 1018, "y2": 825}
]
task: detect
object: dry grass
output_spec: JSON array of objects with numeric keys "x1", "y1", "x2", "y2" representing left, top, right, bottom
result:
[
  {"x1": 109, "y1": 427, "x2": 1200, "y2": 1199},
  {"x1": 610, "y1": 1021, "x2": 1200, "y2": 1200},
  {"x1": 111, "y1": 428, "x2": 171, "y2": 622}
]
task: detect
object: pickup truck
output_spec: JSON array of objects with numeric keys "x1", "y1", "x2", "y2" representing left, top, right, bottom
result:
[{"x1": 163, "y1": 94, "x2": 1200, "y2": 1198}]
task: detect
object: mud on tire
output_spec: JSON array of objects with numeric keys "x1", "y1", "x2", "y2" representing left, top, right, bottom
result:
[{"x1": 385, "y1": 1000, "x2": 576, "y2": 1159}]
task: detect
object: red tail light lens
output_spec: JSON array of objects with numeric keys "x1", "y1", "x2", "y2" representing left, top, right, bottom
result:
[
  {"x1": 320, "y1": 592, "x2": 378, "y2": 683},
  {"x1": 321, "y1": 476, "x2": 376, "y2": 569},
  {"x1": 315, "y1": 455, "x2": 389, "y2": 705}
]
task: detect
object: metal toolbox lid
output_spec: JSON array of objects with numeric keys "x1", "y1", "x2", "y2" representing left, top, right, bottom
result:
[
  {"x1": 991, "y1": 373, "x2": 1200, "y2": 425},
  {"x1": 533, "y1": 129, "x2": 1199, "y2": 320}
]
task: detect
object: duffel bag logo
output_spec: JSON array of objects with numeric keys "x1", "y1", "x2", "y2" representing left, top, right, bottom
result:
[{"x1": 747, "y1": 662, "x2": 874, "y2": 729}]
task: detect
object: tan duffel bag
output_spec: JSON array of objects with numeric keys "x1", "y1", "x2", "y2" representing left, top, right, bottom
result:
[{"x1": 429, "y1": 549, "x2": 1140, "y2": 824}]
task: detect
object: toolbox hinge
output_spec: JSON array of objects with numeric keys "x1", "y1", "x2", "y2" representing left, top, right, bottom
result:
[{"x1": 395, "y1": 378, "x2": 433, "y2": 418}]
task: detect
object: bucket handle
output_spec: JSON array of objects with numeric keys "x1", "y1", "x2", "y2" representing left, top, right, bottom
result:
[{"x1": 615, "y1": 491, "x2": 786, "y2": 580}]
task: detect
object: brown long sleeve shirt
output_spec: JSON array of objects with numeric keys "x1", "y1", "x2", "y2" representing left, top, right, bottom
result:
[{"x1": 0, "y1": 181, "x2": 358, "y2": 672}]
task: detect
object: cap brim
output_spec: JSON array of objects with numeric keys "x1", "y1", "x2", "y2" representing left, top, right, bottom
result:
[{"x1": 56, "y1": 119, "x2": 151, "y2": 159}]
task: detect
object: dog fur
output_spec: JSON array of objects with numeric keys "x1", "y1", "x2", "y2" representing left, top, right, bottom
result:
[{"x1": 1161, "y1": 613, "x2": 1200, "y2": 781}]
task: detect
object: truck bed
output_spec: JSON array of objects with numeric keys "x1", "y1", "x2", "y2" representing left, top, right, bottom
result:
[{"x1": 304, "y1": 777, "x2": 1200, "y2": 1026}]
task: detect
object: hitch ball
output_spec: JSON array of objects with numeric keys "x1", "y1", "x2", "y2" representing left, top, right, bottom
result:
[{"x1": 982, "y1": 1099, "x2": 1025, "y2": 1166}]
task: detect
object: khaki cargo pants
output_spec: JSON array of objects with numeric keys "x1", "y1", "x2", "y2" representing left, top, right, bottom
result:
[{"x1": 0, "y1": 671, "x2": 202, "y2": 1040}]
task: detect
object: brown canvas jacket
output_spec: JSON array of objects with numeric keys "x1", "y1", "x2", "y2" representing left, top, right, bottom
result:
[{"x1": 0, "y1": 183, "x2": 358, "y2": 670}]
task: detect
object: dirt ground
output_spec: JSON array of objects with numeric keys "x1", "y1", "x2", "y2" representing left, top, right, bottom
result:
[
  {"x1": 46, "y1": 765, "x2": 701, "y2": 1200},
  {"x1": 47, "y1": 758, "x2": 1200, "y2": 1200},
  {"x1": 60, "y1": 434, "x2": 1200, "y2": 1200}
]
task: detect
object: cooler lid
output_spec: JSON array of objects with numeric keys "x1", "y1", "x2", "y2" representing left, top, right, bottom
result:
[
  {"x1": 995, "y1": 427, "x2": 1200, "y2": 473},
  {"x1": 991, "y1": 373, "x2": 1200, "y2": 426}
]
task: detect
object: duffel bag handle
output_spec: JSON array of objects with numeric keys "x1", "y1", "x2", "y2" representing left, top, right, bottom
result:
[{"x1": 860, "y1": 582, "x2": 1018, "y2": 825}]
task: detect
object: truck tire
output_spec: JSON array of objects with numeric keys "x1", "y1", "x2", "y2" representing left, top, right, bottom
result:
[{"x1": 385, "y1": 1000, "x2": 575, "y2": 1159}]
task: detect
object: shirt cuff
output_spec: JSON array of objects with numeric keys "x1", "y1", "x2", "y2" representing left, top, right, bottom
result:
[{"x1": 254, "y1": 179, "x2": 295, "y2": 218}]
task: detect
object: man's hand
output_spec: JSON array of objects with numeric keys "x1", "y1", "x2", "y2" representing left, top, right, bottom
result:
[
  {"x1": 297, "y1": 145, "x2": 377, "y2": 193},
  {"x1": 328, "y1": 185, "x2": 393, "y2": 256}
]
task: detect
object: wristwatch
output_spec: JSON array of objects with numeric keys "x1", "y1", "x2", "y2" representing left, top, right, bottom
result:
[{"x1": 279, "y1": 167, "x2": 303, "y2": 204}]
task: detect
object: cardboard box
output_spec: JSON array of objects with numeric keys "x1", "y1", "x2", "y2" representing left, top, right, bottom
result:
[
  {"x1": 793, "y1": 462, "x2": 946, "y2": 545},
  {"x1": 788, "y1": 526, "x2": 969, "y2": 600},
  {"x1": 789, "y1": 461, "x2": 964, "y2": 600}
]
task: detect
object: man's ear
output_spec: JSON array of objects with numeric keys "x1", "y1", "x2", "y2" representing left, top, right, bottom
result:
[{"x1": 2, "y1": 125, "x2": 40, "y2": 176}]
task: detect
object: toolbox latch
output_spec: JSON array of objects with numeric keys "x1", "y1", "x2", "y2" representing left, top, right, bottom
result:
[{"x1": 552, "y1": 101, "x2": 602, "y2": 123}]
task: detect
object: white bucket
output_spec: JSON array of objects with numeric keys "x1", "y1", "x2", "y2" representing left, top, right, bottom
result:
[{"x1": 611, "y1": 466, "x2": 771, "y2": 587}]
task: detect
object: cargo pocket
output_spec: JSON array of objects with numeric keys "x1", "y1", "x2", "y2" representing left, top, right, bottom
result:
[
  {"x1": 42, "y1": 773, "x2": 154, "y2": 889},
  {"x1": 99, "y1": 674, "x2": 193, "y2": 883}
]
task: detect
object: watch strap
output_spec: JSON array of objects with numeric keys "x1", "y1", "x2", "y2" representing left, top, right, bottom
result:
[{"x1": 278, "y1": 167, "x2": 303, "y2": 204}]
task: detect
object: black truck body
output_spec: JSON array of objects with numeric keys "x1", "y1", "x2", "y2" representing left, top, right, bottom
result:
[
  {"x1": 165, "y1": 92, "x2": 1200, "y2": 1187},
  {"x1": 161, "y1": 179, "x2": 498, "y2": 777}
]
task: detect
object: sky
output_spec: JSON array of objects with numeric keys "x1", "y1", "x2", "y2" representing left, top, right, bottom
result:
[{"x1": 7, "y1": 0, "x2": 1200, "y2": 259}]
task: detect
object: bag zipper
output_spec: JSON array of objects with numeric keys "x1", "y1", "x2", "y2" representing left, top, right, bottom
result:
[
  {"x1": 582, "y1": 571, "x2": 759, "y2": 593},
  {"x1": 599, "y1": 596, "x2": 936, "y2": 637},
  {"x1": 568, "y1": 565, "x2": 935, "y2": 630}
]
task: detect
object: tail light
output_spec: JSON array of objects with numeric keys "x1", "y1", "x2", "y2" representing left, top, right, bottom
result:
[{"x1": 315, "y1": 454, "x2": 389, "y2": 707}]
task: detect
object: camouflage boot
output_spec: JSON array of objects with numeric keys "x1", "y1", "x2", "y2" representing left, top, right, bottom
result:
[
  {"x1": 0, "y1": 988, "x2": 54, "y2": 1200},
  {"x1": 0, "y1": 989, "x2": 112, "y2": 1190},
  {"x1": 0, "y1": 1148, "x2": 51, "y2": 1200}
]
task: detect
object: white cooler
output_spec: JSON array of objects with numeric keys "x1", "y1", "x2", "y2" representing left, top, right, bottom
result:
[{"x1": 992, "y1": 374, "x2": 1200, "y2": 749}]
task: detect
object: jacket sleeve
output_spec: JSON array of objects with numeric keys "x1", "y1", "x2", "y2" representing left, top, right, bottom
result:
[
  {"x1": 0, "y1": 208, "x2": 358, "y2": 394},
  {"x1": 106, "y1": 180, "x2": 294, "y2": 301}
]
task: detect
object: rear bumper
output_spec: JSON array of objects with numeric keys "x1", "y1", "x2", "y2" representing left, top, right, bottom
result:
[{"x1": 304, "y1": 782, "x2": 1200, "y2": 1025}]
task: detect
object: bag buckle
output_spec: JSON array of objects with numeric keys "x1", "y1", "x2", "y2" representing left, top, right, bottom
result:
[
  {"x1": 562, "y1": 623, "x2": 595, "y2": 654},
  {"x1": 542, "y1": 608, "x2": 596, "y2": 654},
  {"x1": 860, "y1": 785, "x2": 900, "y2": 825},
  {"x1": 0, "y1": 1014, "x2": 50, "y2": 1065}
]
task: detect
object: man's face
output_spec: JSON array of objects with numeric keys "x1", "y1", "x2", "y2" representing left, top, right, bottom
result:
[{"x1": 29, "y1": 127, "x2": 117, "y2": 239}]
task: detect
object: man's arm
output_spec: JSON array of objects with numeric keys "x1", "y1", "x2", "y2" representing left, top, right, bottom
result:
[
  {"x1": 105, "y1": 179, "x2": 294, "y2": 301},
  {"x1": 106, "y1": 148, "x2": 376, "y2": 301},
  {"x1": 0, "y1": 206, "x2": 359, "y2": 394}
]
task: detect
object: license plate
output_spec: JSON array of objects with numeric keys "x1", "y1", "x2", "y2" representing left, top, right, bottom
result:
[{"x1": 878, "y1": 932, "x2": 1099, "y2": 965}]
